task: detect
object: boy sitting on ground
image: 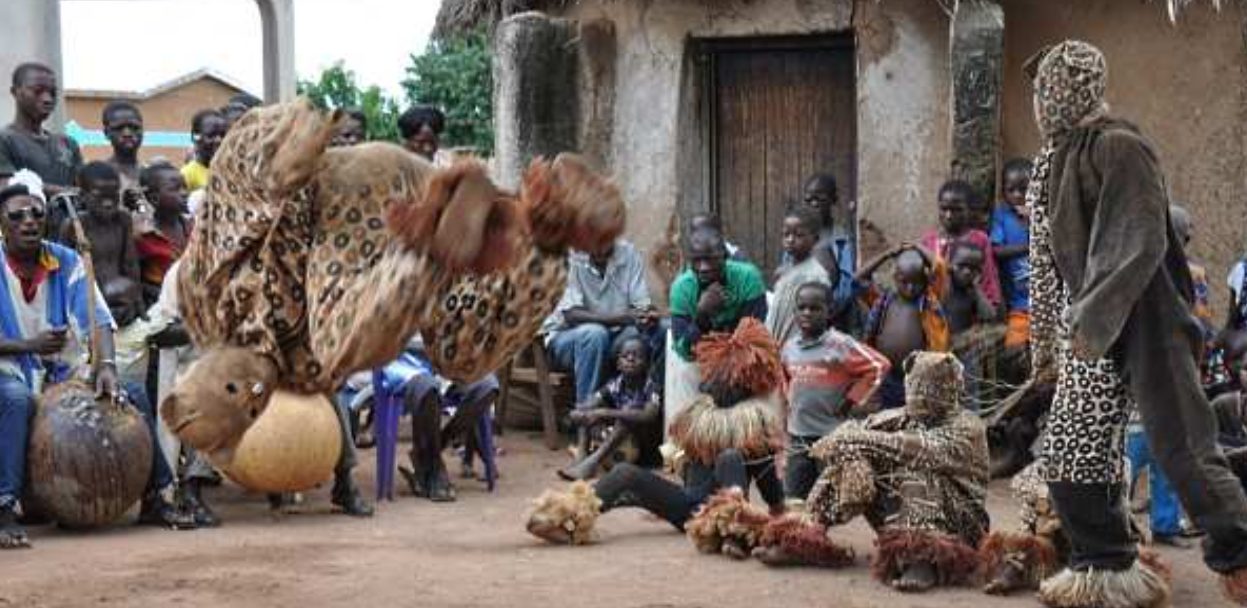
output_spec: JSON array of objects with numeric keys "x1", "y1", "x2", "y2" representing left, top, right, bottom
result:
[
  {"x1": 559, "y1": 335, "x2": 662, "y2": 481},
  {"x1": 781, "y1": 282, "x2": 889, "y2": 504},
  {"x1": 858, "y1": 245, "x2": 950, "y2": 409},
  {"x1": 767, "y1": 206, "x2": 830, "y2": 346}
]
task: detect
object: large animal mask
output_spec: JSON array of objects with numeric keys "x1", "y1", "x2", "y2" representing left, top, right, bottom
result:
[{"x1": 159, "y1": 347, "x2": 278, "y2": 454}]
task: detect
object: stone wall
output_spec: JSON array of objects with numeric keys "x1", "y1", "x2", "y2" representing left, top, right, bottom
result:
[
  {"x1": 544, "y1": 0, "x2": 954, "y2": 302},
  {"x1": 1000, "y1": 0, "x2": 1247, "y2": 312}
]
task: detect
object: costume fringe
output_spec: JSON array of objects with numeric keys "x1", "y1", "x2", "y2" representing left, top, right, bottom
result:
[
  {"x1": 1222, "y1": 566, "x2": 1247, "y2": 606},
  {"x1": 979, "y1": 531, "x2": 1060, "y2": 594},
  {"x1": 1037, "y1": 561, "x2": 1171, "y2": 608},
  {"x1": 667, "y1": 394, "x2": 780, "y2": 466},
  {"x1": 685, "y1": 488, "x2": 771, "y2": 557},
  {"x1": 693, "y1": 318, "x2": 783, "y2": 399},
  {"x1": 386, "y1": 158, "x2": 522, "y2": 275},
  {"x1": 524, "y1": 481, "x2": 602, "y2": 546},
  {"x1": 1137, "y1": 549, "x2": 1171, "y2": 583},
  {"x1": 872, "y1": 529, "x2": 980, "y2": 588},
  {"x1": 757, "y1": 515, "x2": 855, "y2": 568},
  {"x1": 521, "y1": 153, "x2": 625, "y2": 255}
]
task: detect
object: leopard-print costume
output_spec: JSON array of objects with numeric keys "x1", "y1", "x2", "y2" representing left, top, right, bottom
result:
[
  {"x1": 1029, "y1": 142, "x2": 1132, "y2": 485},
  {"x1": 807, "y1": 351, "x2": 990, "y2": 547},
  {"x1": 179, "y1": 100, "x2": 567, "y2": 392}
]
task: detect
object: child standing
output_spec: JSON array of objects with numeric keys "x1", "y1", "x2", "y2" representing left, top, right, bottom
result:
[
  {"x1": 58, "y1": 162, "x2": 143, "y2": 327},
  {"x1": 943, "y1": 241, "x2": 998, "y2": 334},
  {"x1": 920, "y1": 179, "x2": 1002, "y2": 308},
  {"x1": 767, "y1": 206, "x2": 829, "y2": 346},
  {"x1": 991, "y1": 159, "x2": 1033, "y2": 351},
  {"x1": 135, "y1": 163, "x2": 191, "y2": 306},
  {"x1": 559, "y1": 335, "x2": 662, "y2": 481},
  {"x1": 781, "y1": 282, "x2": 889, "y2": 502},
  {"x1": 858, "y1": 245, "x2": 950, "y2": 408}
]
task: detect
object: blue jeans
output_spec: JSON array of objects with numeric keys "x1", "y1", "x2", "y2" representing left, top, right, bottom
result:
[
  {"x1": 1127, "y1": 429, "x2": 1182, "y2": 537},
  {"x1": 0, "y1": 375, "x2": 171, "y2": 511},
  {"x1": 549, "y1": 324, "x2": 639, "y2": 405},
  {"x1": 0, "y1": 374, "x2": 36, "y2": 510}
]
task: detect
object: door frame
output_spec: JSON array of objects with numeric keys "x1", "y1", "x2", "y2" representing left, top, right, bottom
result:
[{"x1": 693, "y1": 33, "x2": 857, "y2": 222}]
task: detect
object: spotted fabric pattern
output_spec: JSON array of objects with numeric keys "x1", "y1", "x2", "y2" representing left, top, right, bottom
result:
[
  {"x1": 1034, "y1": 40, "x2": 1108, "y2": 138},
  {"x1": 179, "y1": 101, "x2": 570, "y2": 392},
  {"x1": 1028, "y1": 76, "x2": 1132, "y2": 485},
  {"x1": 807, "y1": 352, "x2": 990, "y2": 547}
]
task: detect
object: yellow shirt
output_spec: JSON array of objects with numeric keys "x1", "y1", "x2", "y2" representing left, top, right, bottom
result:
[{"x1": 181, "y1": 160, "x2": 210, "y2": 191}]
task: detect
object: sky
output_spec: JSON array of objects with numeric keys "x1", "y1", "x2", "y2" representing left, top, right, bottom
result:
[{"x1": 59, "y1": 0, "x2": 439, "y2": 98}]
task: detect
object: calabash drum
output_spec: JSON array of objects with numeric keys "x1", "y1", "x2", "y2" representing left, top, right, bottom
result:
[
  {"x1": 209, "y1": 390, "x2": 342, "y2": 493},
  {"x1": 24, "y1": 381, "x2": 153, "y2": 528}
]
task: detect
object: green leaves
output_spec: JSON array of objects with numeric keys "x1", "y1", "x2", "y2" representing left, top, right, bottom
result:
[
  {"x1": 402, "y1": 29, "x2": 494, "y2": 155},
  {"x1": 296, "y1": 62, "x2": 400, "y2": 143},
  {"x1": 296, "y1": 28, "x2": 494, "y2": 154}
]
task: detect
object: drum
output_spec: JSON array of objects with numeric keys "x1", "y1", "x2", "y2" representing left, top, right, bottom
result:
[{"x1": 25, "y1": 381, "x2": 153, "y2": 528}]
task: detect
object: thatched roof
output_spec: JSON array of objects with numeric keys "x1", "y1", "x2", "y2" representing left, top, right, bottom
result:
[{"x1": 434, "y1": 0, "x2": 1222, "y2": 40}]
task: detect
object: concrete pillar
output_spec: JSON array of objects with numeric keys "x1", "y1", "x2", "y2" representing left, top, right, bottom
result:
[
  {"x1": 256, "y1": 0, "x2": 297, "y2": 103},
  {"x1": 0, "y1": 0, "x2": 65, "y2": 129},
  {"x1": 949, "y1": 0, "x2": 1004, "y2": 203},
  {"x1": 492, "y1": 12, "x2": 582, "y2": 188},
  {"x1": 576, "y1": 19, "x2": 617, "y2": 171}
]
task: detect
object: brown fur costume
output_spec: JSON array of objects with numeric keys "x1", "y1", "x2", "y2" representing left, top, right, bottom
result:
[
  {"x1": 525, "y1": 481, "x2": 602, "y2": 546},
  {"x1": 873, "y1": 529, "x2": 981, "y2": 588},
  {"x1": 684, "y1": 487, "x2": 772, "y2": 558},
  {"x1": 979, "y1": 530, "x2": 1061, "y2": 594},
  {"x1": 756, "y1": 515, "x2": 855, "y2": 568},
  {"x1": 667, "y1": 318, "x2": 783, "y2": 466},
  {"x1": 166, "y1": 99, "x2": 624, "y2": 458}
]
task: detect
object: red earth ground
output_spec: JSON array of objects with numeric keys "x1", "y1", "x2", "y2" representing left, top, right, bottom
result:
[{"x1": 0, "y1": 430, "x2": 1232, "y2": 608}]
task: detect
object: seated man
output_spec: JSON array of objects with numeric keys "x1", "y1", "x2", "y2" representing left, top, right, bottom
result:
[
  {"x1": 0, "y1": 176, "x2": 187, "y2": 549},
  {"x1": 542, "y1": 238, "x2": 660, "y2": 406},
  {"x1": 757, "y1": 351, "x2": 989, "y2": 593},
  {"x1": 376, "y1": 337, "x2": 499, "y2": 503}
]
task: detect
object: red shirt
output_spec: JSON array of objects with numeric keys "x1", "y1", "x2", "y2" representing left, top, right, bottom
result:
[{"x1": 136, "y1": 222, "x2": 190, "y2": 288}]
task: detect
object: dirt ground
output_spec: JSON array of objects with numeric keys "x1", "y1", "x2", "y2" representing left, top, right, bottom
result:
[{"x1": 0, "y1": 430, "x2": 1233, "y2": 608}]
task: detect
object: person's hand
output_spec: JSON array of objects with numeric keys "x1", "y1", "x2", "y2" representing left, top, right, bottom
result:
[
  {"x1": 569, "y1": 409, "x2": 599, "y2": 425},
  {"x1": 632, "y1": 307, "x2": 660, "y2": 328},
  {"x1": 95, "y1": 364, "x2": 120, "y2": 402},
  {"x1": 697, "y1": 283, "x2": 725, "y2": 318},
  {"x1": 27, "y1": 328, "x2": 68, "y2": 356}
]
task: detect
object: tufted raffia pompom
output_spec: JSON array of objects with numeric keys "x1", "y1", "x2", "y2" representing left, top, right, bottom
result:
[
  {"x1": 385, "y1": 158, "x2": 524, "y2": 275},
  {"x1": 521, "y1": 153, "x2": 626, "y2": 255}
]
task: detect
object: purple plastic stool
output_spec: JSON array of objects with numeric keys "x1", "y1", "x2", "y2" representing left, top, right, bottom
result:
[{"x1": 372, "y1": 372, "x2": 499, "y2": 500}]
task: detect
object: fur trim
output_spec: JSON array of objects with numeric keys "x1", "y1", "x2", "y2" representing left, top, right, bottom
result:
[
  {"x1": 873, "y1": 529, "x2": 980, "y2": 587},
  {"x1": 1222, "y1": 566, "x2": 1247, "y2": 606},
  {"x1": 757, "y1": 515, "x2": 855, "y2": 568},
  {"x1": 1037, "y1": 562, "x2": 1171, "y2": 608},
  {"x1": 685, "y1": 488, "x2": 772, "y2": 556},
  {"x1": 693, "y1": 318, "x2": 783, "y2": 399},
  {"x1": 525, "y1": 481, "x2": 602, "y2": 546},
  {"x1": 1136, "y1": 549, "x2": 1171, "y2": 583},
  {"x1": 667, "y1": 394, "x2": 781, "y2": 466},
  {"x1": 521, "y1": 153, "x2": 625, "y2": 255},
  {"x1": 979, "y1": 531, "x2": 1060, "y2": 594},
  {"x1": 386, "y1": 159, "x2": 523, "y2": 274}
]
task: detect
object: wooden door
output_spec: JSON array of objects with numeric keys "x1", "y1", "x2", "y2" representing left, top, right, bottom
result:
[{"x1": 707, "y1": 36, "x2": 857, "y2": 275}]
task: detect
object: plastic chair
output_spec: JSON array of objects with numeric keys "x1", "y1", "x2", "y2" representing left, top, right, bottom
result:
[{"x1": 372, "y1": 369, "x2": 499, "y2": 501}]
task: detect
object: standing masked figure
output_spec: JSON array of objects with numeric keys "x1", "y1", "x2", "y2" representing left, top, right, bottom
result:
[{"x1": 1026, "y1": 40, "x2": 1247, "y2": 607}]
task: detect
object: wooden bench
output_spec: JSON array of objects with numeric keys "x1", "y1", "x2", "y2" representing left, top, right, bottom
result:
[{"x1": 497, "y1": 339, "x2": 571, "y2": 450}]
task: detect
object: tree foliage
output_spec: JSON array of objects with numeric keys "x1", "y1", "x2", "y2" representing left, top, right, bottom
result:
[
  {"x1": 403, "y1": 30, "x2": 494, "y2": 155},
  {"x1": 297, "y1": 63, "x2": 400, "y2": 142}
]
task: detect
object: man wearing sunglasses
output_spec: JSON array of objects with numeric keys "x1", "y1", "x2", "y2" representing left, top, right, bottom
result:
[{"x1": 0, "y1": 172, "x2": 189, "y2": 549}]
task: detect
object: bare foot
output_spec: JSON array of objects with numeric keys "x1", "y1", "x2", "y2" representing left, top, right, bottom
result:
[{"x1": 892, "y1": 562, "x2": 937, "y2": 593}]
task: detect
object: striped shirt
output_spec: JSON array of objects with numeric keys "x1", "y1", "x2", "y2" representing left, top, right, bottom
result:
[{"x1": 782, "y1": 327, "x2": 890, "y2": 437}]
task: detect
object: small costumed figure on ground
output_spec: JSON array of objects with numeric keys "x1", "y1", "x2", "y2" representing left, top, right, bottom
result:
[
  {"x1": 160, "y1": 100, "x2": 624, "y2": 508},
  {"x1": 1024, "y1": 40, "x2": 1247, "y2": 607},
  {"x1": 525, "y1": 318, "x2": 795, "y2": 550},
  {"x1": 752, "y1": 351, "x2": 990, "y2": 593}
]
